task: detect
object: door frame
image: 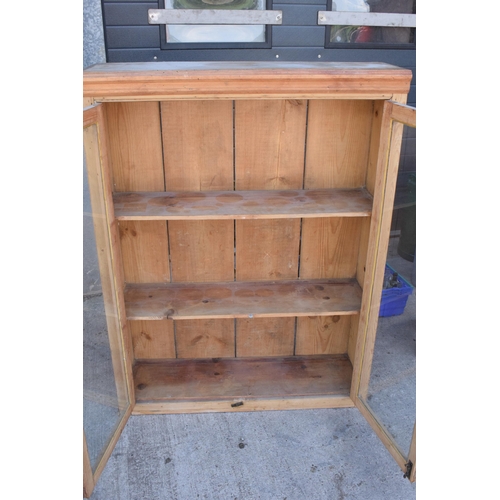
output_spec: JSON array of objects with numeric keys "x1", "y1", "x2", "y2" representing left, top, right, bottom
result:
[
  {"x1": 83, "y1": 103, "x2": 135, "y2": 497},
  {"x1": 352, "y1": 100, "x2": 416, "y2": 480}
]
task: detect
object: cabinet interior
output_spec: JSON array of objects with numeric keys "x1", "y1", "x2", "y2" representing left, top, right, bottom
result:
[{"x1": 102, "y1": 98, "x2": 384, "y2": 414}]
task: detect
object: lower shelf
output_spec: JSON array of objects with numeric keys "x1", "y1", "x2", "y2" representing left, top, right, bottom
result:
[{"x1": 132, "y1": 355, "x2": 353, "y2": 414}]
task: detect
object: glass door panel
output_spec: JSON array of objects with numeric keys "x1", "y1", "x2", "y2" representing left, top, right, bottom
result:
[
  {"x1": 83, "y1": 105, "x2": 133, "y2": 496},
  {"x1": 354, "y1": 101, "x2": 416, "y2": 480}
]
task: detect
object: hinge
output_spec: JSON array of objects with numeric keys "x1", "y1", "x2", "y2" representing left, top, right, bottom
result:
[{"x1": 403, "y1": 460, "x2": 413, "y2": 480}]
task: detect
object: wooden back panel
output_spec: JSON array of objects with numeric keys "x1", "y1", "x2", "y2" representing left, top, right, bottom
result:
[{"x1": 106, "y1": 98, "x2": 379, "y2": 360}]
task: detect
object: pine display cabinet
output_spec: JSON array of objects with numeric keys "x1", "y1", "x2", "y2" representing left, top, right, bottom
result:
[{"x1": 83, "y1": 61, "x2": 416, "y2": 496}]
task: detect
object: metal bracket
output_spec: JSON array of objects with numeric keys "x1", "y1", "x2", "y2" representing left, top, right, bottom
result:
[
  {"x1": 403, "y1": 460, "x2": 413, "y2": 480},
  {"x1": 149, "y1": 9, "x2": 283, "y2": 25},
  {"x1": 317, "y1": 12, "x2": 416, "y2": 27}
]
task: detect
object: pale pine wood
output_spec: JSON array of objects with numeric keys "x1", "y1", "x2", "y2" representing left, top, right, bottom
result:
[
  {"x1": 347, "y1": 313, "x2": 360, "y2": 364},
  {"x1": 124, "y1": 279, "x2": 362, "y2": 320},
  {"x1": 408, "y1": 425, "x2": 416, "y2": 482},
  {"x1": 133, "y1": 395, "x2": 354, "y2": 414},
  {"x1": 355, "y1": 217, "x2": 371, "y2": 289},
  {"x1": 175, "y1": 319, "x2": 235, "y2": 358},
  {"x1": 162, "y1": 100, "x2": 235, "y2": 358},
  {"x1": 297, "y1": 100, "x2": 373, "y2": 355},
  {"x1": 106, "y1": 102, "x2": 165, "y2": 192},
  {"x1": 113, "y1": 188, "x2": 373, "y2": 220},
  {"x1": 236, "y1": 317, "x2": 295, "y2": 357},
  {"x1": 304, "y1": 100, "x2": 374, "y2": 189},
  {"x1": 354, "y1": 102, "x2": 408, "y2": 401},
  {"x1": 168, "y1": 220, "x2": 234, "y2": 282},
  {"x1": 236, "y1": 219, "x2": 301, "y2": 281},
  {"x1": 300, "y1": 218, "x2": 363, "y2": 279},
  {"x1": 118, "y1": 220, "x2": 171, "y2": 283},
  {"x1": 234, "y1": 99, "x2": 305, "y2": 356},
  {"x1": 234, "y1": 100, "x2": 307, "y2": 190},
  {"x1": 133, "y1": 355, "x2": 352, "y2": 402},
  {"x1": 365, "y1": 100, "x2": 386, "y2": 196},
  {"x1": 130, "y1": 320, "x2": 176, "y2": 359},
  {"x1": 83, "y1": 61, "x2": 412, "y2": 101},
  {"x1": 162, "y1": 100, "x2": 234, "y2": 191},
  {"x1": 106, "y1": 102, "x2": 170, "y2": 287},
  {"x1": 295, "y1": 315, "x2": 351, "y2": 355},
  {"x1": 83, "y1": 432, "x2": 94, "y2": 498},
  {"x1": 83, "y1": 106, "x2": 134, "y2": 409}
]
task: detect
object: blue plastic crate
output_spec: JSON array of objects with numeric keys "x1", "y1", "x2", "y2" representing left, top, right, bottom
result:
[{"x1": 379, "y1": 264, "x2": 413, "y2": 317}]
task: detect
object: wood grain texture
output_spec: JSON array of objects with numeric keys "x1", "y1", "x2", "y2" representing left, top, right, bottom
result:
[
  {"x1": 161, "y1": 100, "x2": 233, "y2": 192},
  {"x1": 132, "y1": 395, "x2": 354, "y2": 414},
  {"x1": 124, "y1": 279, "x2": 362, "y2": 320},
  {"x1": 236, "y1": 219, "x2": 301, "y2": 281},
  {"x1": 300, "y1": 218, "x2": 363, "y2": 279},
  {"x1": 106, "y1": 102, "x2": 165, "y2": 192},
  {"x1": 175, "y1": 319, "x2": 235, "y2": 359},
  {"x1": 236, "y1": 317, "x2": 295, "y2": 357},
  {"x1": 235, "y1": 100, "x2": 307, "y2": 190},
  {"x1": 84, "y1": 109, "x2": 134, "y2": 409},
  {"x1": 234, "y1": 99, "x2": 305, "y2": 354},
  {"x1": 168, "y1": 220, "x2": 234, "y2": 283},
  {"x1": 304, "y1": 100, "x2": 374, "y2": 189},
  {"x1": 83, "y1": 432, "x2": 94, "y2": 498},
  {"x1": 130, "y1": 320, "x2": 176, "y2": 359},
  {"x1": 83, "y1": 61, "x2": 412, "y2": 100},
  {"x1": 295, "y1": 315, "x2": 351, "y2": 355},
  {"x1": 113, "y1": 188, "x2": 373, "y2": 220},
  {"x1": 133, "y1": 355, "x2": 352, "y2": 402},
  {"x1": 118, "y1": 221, "x2": 170, "y2": 283},
  {"x1": 161, "y1": 100, "x2": 235, "y2": 358},
  {"x1": 106, "y1": 102, "x2": 170, "y2": 287}
]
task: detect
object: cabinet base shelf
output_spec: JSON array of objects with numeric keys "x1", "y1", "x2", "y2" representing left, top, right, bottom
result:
[{"x1": 133, "y1": 355, "x2": 353, "y2": 413}]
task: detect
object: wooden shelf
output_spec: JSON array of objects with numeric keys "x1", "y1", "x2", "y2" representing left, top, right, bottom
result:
[
  {"x1": 133, "y1": 355, "x2": 353, "y2": 404},
  {"x1": 113, "y1": 188, "x2": 372, "y2": 221},
  {"x1": 124, "y1": 279, "x2": 362, "y2": 320}
]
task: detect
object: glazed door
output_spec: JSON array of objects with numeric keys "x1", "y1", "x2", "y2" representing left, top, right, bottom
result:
[
  {"x1": 353, "y1": 101, "x2": 416, "y2": 482},
  {"x1": 83, "y1": 104, "x2": 134, "y2": 497}
]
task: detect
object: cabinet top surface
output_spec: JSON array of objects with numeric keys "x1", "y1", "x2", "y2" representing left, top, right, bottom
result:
[{"x1": 83, "y1": 61, "x2": 412, "y2": 100}]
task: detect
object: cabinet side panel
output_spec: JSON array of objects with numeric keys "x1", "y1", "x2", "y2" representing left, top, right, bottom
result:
[
  {"x1": 162, "y1": 101, "x2": 235, "y2": 358},
  {"x1": 234, "y1": 100, "x2": 307, "y2": 357},
  {"x1": 365, "y1": 101, "x2": 385, "y2": 196}
]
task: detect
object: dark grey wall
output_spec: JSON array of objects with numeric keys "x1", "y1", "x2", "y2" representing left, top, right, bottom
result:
[{"x1": 100, "y1": 0, "x2": 415, "y2": 106}]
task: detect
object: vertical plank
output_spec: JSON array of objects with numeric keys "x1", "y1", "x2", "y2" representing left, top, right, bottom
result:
[
  {"x1": 176, "y1": 319, "x2": 235, "y2": 359},
  {"x1": 234, "y1": 100, "x2": 307, "y2": 357},
  {"x1": 236, "y1": 317, "x2": 295, "y2": 357},
  {"x1": 298, "y1": 100, "x2": 373, "y2": 356},
  {"x1": 168, "y1": 220, "x2": 234, "y2": 282},
  {"x1": 295, "y1": 315, "x2": 350, "y2": 355},
  {"x1": 118, "y1": 221, "x2": 170, "y2": 283},
  {"x1": 106, "y1": 102, "x2": 170, "y2": 286},
  {"x1": 304, "y1": 100, "x2": 373, "y2": 189},
  {"x1": 234, "y1": 99, "x2": 307, "y2": 190},
  {"x1": 300, "y1": 218, "x2": 362, "y2": 279},
  {"x1": 162, "y1": 101, "x2": 235, "y2": 358},
  {"x1": 236, "y1": 219, "x2": 300, "y2": 281},
  {"x1": 106, "y1": 102, "x2": 165, "y2": 192},
  {"x1": 130, "y1": 320, "x2": 176, "y2": 359}
]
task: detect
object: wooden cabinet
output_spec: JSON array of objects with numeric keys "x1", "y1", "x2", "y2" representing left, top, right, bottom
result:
[{"x1": 83, "y1": 61, "x2": 416, "y2": 496}]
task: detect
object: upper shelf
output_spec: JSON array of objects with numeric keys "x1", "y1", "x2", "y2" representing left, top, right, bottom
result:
[
  {"x1": 83, "y1": 61, "x2": 412, "y2": 101},
  {"x1": 113, "y1": 188, "x2": 373, "y2": 221}
]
